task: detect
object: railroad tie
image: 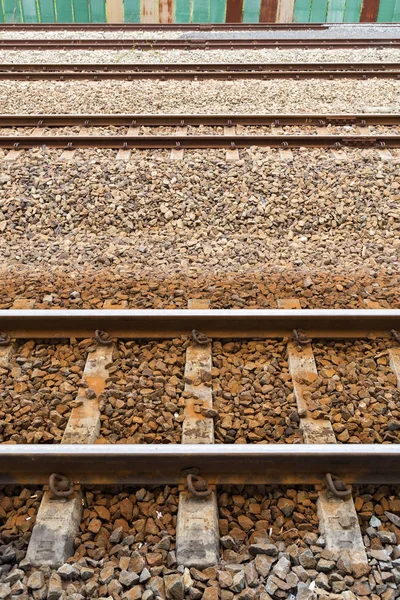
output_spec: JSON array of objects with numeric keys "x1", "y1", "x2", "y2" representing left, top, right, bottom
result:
[
  {"x1": 278, "y1": 298, "x2": 369, "y2": 574},
  {"x1": 116, "y1": 126, "x2": 139, "y2": 161},
  {"x1": 0, "y1": 299, "x2": 35, "y2": 368},
  {"x1": 176, "y1": 299, "x2": 219, "y2": 569},
  {"x1": 25, "y1": 301, "x2": 116, "y2": 568},
  {"x1": 60, "y1": 127, "x2": 88, "y2": 161},
  {"x1": 170, "y1": 125, "x2": 187, "y2": 160},
  {"x1": 275, "y1": 126, "x2": 293, "y2": 161},
  {"x1": 224, "y1": 126, "x2": 239, "y2": 162}
]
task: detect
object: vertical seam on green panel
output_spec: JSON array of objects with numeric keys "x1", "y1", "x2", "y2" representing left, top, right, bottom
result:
[
  {"x1": 53, "y1": 0, "x2": 57, "y2": 21},
  {"x1": 0, "y1": 0, "x2": 4, "y2": 22},
  {"x1": 36, "y1": 0, "x2": 40, "y2": 22}
]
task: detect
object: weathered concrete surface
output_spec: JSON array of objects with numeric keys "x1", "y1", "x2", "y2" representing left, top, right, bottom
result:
[{"x1": 26, "y1": 492, "x2": 82, "y2": 567}]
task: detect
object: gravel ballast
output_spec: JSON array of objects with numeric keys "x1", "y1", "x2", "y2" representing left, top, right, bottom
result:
[
  {"x1": 1, "y1": 47, "x2": 400, "y2": 64},
  {"x1": 0, "y1": 484, "x2": 398, "y2": 599},
  {"x1": 0, "y1": 79, "x2": 399, "y2": 113}
]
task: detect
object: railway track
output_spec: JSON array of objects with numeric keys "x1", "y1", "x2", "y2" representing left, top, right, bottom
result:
[
  {"x1": 2, "y1": 62, "x2": 400, "y2": 80},
  {"x1": 0, "y1": 304, "x2": 399, "y2": 577},
  {"x1": 1, "y1": 113, "x2": 400, "y2": 152},
  {"x1": 1, "y1": 38, "x2": 400, "y2": 50}
]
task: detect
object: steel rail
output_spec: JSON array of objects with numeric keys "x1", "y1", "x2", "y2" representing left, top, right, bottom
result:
[
  {"x1": 0, "y1": 23, "x2": 331, "y2": 31},
  {"x1": 1, "y1": 38, "x2": 400, "y2": 49},
  {"x1": 0, "y1": 309, "x2": 399, "y2": 339},
  {"x1": 0, "y1": 445, "x2": 398, "y2": 486},
  {"x1": 1, "y1": 114, "x2": 398, "y2": 127},
  {"x1": 1, "y1": 70, "x2": 399, "y2": 80},
  {"x1": 2, "y1": 134, "x2": 400, "y2": 150},
  {"x1": 1, "y1": 62, "x2": 397, "y2": 72}
]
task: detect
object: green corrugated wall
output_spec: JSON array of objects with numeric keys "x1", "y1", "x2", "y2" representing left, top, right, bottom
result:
[{"x1": 0, "y1": 0, "x2": 398, "y2": 23}]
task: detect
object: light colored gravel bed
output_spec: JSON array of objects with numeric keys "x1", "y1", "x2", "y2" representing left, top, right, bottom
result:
[
  {"x1": 1, "y1": 79, "x2": 399, "y2": 114},
  {"x1": 212, "y1": 340, "x2": 303, "y2": 444},
  {"x1": 0, "y1": 147, "x2": 398, "y2": 279},
  {"x1": 1, "y1": 48, "x2": 400, "y2": 65}
]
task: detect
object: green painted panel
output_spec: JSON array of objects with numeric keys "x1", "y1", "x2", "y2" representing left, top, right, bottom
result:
[
  {"x1": 294, "y1": 0, "x2": 311, "y2": 22},
  {"x1": 55, "y1": 0, "x2": 73, "y2": 21},
  {"x1": 377, "y1": 0, "x2": 395, "y2": 21},
  {"x1": 124, "y1": 0, "x2": 140, "y2": 22},
  {"x1": 309, "y1": 0, "x2": 328, "y2": 21},
  {"x1": 242, "y1": 0, "x2": 261, "y2": 22},
  {"x1": 73, "y1": 0, "x2": 89, "y2": 21},
  {"x1": 0, "y1": 2, "x2": 4, "y2": 21},
  {"x1": 22, "y1": 0, "x2": 39, "y2": 21},
  {"x1": 326, "y1": 0, "x2": 346, "y2": 22},
  {"x1": 3, "y1": 0, "x2": 23, "y2": 22},
  {"x1": 89, "y1": 0, "x2": 105, "y2": 21},
  {"x1": 175, "y1": 0, "x2": 191, "y2": 22},
  {"x1": 210, "y1": 0, "x2": 226, "y2": 21},
  {"x1": 192, "y1": 0, "x2": 209, "y2": 21},
  {"x1": 343, "y1": 0, "x2": 362, "y2": 21},
  {"x1": 393, "y1": 0, "x2": 400, "y2": 20},
  {"x1": 38, "y1": 0, "x2": 56, "y2": 21}
]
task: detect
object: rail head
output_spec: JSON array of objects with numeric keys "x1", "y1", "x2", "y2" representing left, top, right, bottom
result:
[
  {"x1": 0, "y1": 444, "x2": 398, "y2": 486},
  {"x1": 0, "y1": 308, "x2": 399, "y2": 339}
]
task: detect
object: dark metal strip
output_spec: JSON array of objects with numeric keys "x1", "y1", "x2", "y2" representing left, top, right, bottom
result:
[
  {"x1": 2, "y1": 134, "x2": 400, "y2": 149},
  {"x1": 1, "y1": 70, "x2": 399, "y2": 80},
  {"x1": 0, "y1": 444, "x2": 398, "y2": 485},
  {"x1": 0, "y1": 62, "x2": 398, "y2": 72},
  {"x1": 0, "y1": 308, "x2": 399, "y2": 339},
  {"x1": 0, "y1": 114, "x2": 398, "y2": 127},
  {"x1": 0, "y1": 39, "x2": 399, "y2": 49}
]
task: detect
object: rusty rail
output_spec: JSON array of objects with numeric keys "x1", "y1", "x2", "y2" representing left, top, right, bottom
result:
[
  {"x1": 0, "y1": 113, "x2": 398, "y2": 127},
  {"x1": 1, "y1": 38, "x2": 400, "y2": 49},
  {"x1": 2, "y1": 62, "x2": 398, "y2": 72},
  {"x1": 0, "y1": 444, "x2": 398, "y2": 486},
  {"x1": 1, "y1": 63, "x2": 400, "y2": 80},
  {"x1": 0, "y1": 308, "x2": 399, "y2": 339},
  {"x1": 1, "y1": 133, "x2": 400, "y2": 150}
]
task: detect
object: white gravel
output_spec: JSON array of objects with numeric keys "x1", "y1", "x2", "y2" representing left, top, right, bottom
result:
[
  {"x1": 0, "y1": 79, "x2": 399, "y2": 114},
  {"x1": 0, "y1": 48, "x2": 400, "y2": 65},
  {"x1": 0, "y1": 147, "x2": 398, "y2": 278}
]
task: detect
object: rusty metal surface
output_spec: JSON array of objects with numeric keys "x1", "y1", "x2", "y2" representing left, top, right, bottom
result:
[
  {"x1": 360, "y1": 0, "x2": 380, "y2": 23},
  {"x1": 1, "y1": 39, "x2": 399, "y2": 49},
  {"x1": 0, "y1": 308, "x2": 399, "y2": 339},
  {"x1": 1, "y1": 69, "x2": 399, "y2": 80},
  {"x1": 0, "y1": 444, "x2": 398, "y2": 486},
  {"x1": 0, "y1": 114, "x2": 398, "y2": 127},
  {"x1": 260, "y1": 0, "x2": 279, "y2": 23},
  {"x1": 1, "y1": 134, "x2": 400, "y2": 150}
]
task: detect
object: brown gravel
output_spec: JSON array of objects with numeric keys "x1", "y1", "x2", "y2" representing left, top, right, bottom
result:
[
  {"x1": 98, "y1": 341, "x2": 185, "y2": 444},
  {"x1": 0, "y1": 269, "x2": 399, "y2": 310},
  {"x1": 212, "y1": 341, "x2": 303, "y2": 444},
  {"x1": 312, "y1": 340, "x2": 400, "y2": 443},
  {"x1": 0, "y1": 341, "x2": 86, "y2": 444}
]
